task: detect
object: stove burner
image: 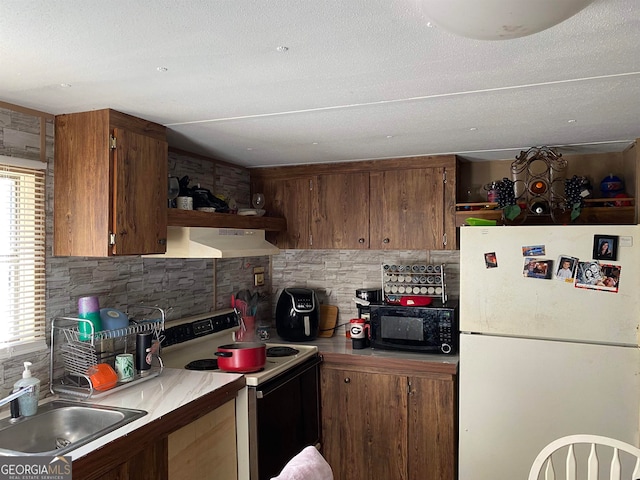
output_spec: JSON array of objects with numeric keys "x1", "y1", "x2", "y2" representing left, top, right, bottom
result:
[
  {"x1": 185, "y1": 359, "x2": 219, "y2": 371},
  {"x1": 266, "y1": 346, "x2": 299, "y2": 357}
]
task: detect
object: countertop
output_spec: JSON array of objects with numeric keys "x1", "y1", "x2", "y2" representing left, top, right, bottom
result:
[
  {"x1": 270, "y1": 331, "x2": 459, "y2": 375},
  {"x1": 8, "y1": 334, "x2": 455, "y2": 462},
  {"x1": 5, "y1": 368, "x2": 244, "y2": 461}
]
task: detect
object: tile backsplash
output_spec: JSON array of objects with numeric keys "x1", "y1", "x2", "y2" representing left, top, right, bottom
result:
[{"x1": 270, "y1": 249, "x2": 460, "y2": 333}]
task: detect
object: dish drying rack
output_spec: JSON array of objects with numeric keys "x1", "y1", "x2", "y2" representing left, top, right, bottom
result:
[
  {"x1": 49, "y1": 305, "x2": 165, "y2": 400},
  {"x1": 382, "y1": 263, "x2": 448, "y2": 304}
]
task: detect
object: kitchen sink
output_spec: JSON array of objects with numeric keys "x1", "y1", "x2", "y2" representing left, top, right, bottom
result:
[{"x1": 0, "y1": 400, "x2": 147, "y2": 456}]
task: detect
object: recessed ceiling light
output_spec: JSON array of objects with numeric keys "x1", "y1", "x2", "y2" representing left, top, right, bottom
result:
[
  {"x1": 312, "y1": 142, "x2": 319, "y2": 145},
  {"x1": 157, "y1": 66, "x2": 168, "y2": 72},
  {"x1": 276, "y1": 46, "x2": 289, "y2": 52},
  {"x1": 247, "y1": 147, "x2": 253, "y2": 151},
  {"x1": 567, "y1": 119, "x2": 577, "y2": 123},
  {"x1": 60, "y1": 83, "x2": 72, "y2": 88},
  {"x1": 469, "y1": 127, "x2": 478, "y2": 131},
  {"x1": 386, "y1": 135, "x2": 394, "y2": 139}
]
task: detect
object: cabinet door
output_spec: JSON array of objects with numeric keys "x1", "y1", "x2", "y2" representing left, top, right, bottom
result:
[
  {"x1": 77, "y1": 439, "x2": 167, "y2": 480},
  {"x1": 321, "y1": 367, "x2": 408, "y2": 480},
  {"x1": 112, "y1": 127, "x2": 168, "y2": 255},
  {"x1": 168, "y1": 399, "x2": 237, "y2": 480},
  {"x1": 408, "y1": 375, "x2": 457, "y2": 480},
  {"x1": 311, "y1": 172, "x2": 369, "y2": 249},
  {"x1": 260, "y1": 176, "x2": 311, "y2": 248},
  {"x1": 370, "y1": 167, "x2": 445, "y2": 250}
]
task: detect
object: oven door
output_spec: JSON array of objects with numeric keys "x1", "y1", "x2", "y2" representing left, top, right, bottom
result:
[{"x1": 248, "y1": 355, "x2": 321, "y2": 480}]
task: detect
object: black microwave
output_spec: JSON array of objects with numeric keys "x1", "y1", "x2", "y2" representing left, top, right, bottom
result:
[{"x1": 369, "y1": 304, "x2": 457, "y2": 354}]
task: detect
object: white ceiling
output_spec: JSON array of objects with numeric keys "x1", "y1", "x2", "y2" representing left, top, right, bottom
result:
[{"x1": 1, "y1": 0, "x2": 639, "y2": 168}]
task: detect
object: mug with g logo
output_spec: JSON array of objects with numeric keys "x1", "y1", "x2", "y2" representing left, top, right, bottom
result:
[{"x1": 350, "y1": 318, "x2": 370, "y2": 349}]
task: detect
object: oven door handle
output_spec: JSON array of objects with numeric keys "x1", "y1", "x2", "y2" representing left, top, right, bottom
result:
[{"x1": 256, "y1": 356, "x2": 321, "y2": 399}]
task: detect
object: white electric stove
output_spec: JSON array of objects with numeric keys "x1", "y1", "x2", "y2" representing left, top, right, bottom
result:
[
  {"x1": 160, "y1": 309, "x2": 318, "y2": 385},
  {"x1": 160, "y1": 309, "x2": 321, "y2": 480}
]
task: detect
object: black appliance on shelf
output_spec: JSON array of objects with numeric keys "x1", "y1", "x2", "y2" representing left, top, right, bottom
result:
[
  {"x1": 355, "y1": 288, "x2": 383, "y2": 321},
  {"x1": 276, "y1": 288, "x2": 320, "y2": 341}
]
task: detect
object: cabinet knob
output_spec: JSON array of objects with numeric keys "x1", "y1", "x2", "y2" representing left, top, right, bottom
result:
[
  {"x1": 158, "y1": 238, "x2": 166, "y2": 245},
  {"x1": 344, "y1": 377, "x2": 351, "y2": 384},
  {"x1": 383, "y1": 238, "x2": 390, "y2": 244},
  {"x1": 358, "y1": 238, "x2": 365, "y2": 244}
]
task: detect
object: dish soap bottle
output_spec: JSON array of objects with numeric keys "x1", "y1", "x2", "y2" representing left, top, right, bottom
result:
[{"x1": 13, "y1": 361, "x2": 40, "y2": 416}]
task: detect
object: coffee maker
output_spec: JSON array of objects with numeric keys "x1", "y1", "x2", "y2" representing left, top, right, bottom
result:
[{"x1": 354, "y1": 288, "x2": 383, "y2": 321}]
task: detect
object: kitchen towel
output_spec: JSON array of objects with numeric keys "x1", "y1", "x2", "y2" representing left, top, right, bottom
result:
[{"x1": 270, "y1": 446, "x2": 333, "y2": 480}]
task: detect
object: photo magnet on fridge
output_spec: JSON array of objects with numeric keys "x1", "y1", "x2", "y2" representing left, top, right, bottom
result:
[
  {"x1": 576, "y1": 262, "x2": 621, "y2": 293},
  {"x1": 522, "y1": 245, "x2": 546, "y2": 256},
  {"x1": 523, "y1": 258, "x2": 553, "y2": 279},
  {"x1": 555, "y1": 255, "x2": 578, "y2": 282},
  {"x1": 484, "y1": 252, "x2": 498, "y2": 269},
  {"x1": 593, "y1": 234, "x2": 619, "y2": 261}
]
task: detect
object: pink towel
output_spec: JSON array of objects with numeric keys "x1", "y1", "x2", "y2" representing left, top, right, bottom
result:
[{"x1": 270, "y1": 446, "x2": 334, "y2": 480}]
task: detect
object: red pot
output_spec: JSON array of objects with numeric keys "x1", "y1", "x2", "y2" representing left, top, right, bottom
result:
[{"x1": 215, "y1": 342, "x2": 266, "y2": 373}]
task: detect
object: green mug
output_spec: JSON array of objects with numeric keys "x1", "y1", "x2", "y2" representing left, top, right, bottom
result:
[{"x1": 115, "y1": 353, "x2": 134, "y2": 382}]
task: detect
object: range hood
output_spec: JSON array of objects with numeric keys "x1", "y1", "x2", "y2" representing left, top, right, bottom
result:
[{"x1": 156, "y1": 226, "x2": 280, "y2": 258}]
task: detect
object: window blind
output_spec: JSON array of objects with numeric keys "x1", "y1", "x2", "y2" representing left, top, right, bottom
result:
[{"x1": 0, "y1": 161, "x2": 46, "y2": 353}]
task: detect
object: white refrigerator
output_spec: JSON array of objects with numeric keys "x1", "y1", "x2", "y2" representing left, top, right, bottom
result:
[{"x1": 459, "y1": 225, "x2": 640, "y2": 480}]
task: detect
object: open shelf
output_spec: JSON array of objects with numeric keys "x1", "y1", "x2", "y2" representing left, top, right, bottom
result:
[
  {"x1": 455, "y1": 199, "x2": 636, "y2": 227},
  {"x1": 167, "y1": 209, "x2": 286, "y2": 231}
]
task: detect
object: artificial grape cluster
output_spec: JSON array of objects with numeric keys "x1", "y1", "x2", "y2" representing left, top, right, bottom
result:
[
  {"x1": 564, "y1": 175, "x2": 588, "y2": 208},
  {"x1": 496, "y1": 177, "x2": 516, "y2": 208}
]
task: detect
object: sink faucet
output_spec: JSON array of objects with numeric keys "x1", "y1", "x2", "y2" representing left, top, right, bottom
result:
[{"x1": 0, "y1": 385, "x2": 35, "y2": 422}]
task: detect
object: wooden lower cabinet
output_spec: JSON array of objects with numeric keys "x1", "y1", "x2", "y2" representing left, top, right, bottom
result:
[
  {"x1": 321, "y1": 368, "x2": 408, "y2": 479},
  {"x1": 73, "y1": 378, "x2": 244, "y2": 480},
  {"x1": 92, "y1": 441, "x2": 167, "y2": 480},
  {"x1": 407, "y1": 376, "x2": 457, "y2": 480},
  {"x1": 168, "y1": 399, "x2": 237, "y2": 480},
  {"x1": 321, "y1": 358, "x2": 457, "y2": 480}
]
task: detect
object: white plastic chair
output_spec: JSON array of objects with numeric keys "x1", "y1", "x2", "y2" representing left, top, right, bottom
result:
[{"x1": 528, "y1": 434, "x2": 640, "y2": 480}]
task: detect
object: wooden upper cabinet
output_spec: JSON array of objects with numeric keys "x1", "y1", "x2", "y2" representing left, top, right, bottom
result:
[
  {"x1": 370, "y1": 167, "x2": 446, "y2": 250},
  {"x1": 311, "y1": 172, "x2": 370, "y2": 249},
  {"x1": 112, "y1": 128, "x2": 168, "y2": 255},
  {"x1": 54, "y1": 109, "x2": 168, "y2": 256},
  {"x1": 256, "y1": 176, "x2": 312, "y2": 249},
  {"x1": 250, "y1": 155, "x2": 457, "y2": 250}
]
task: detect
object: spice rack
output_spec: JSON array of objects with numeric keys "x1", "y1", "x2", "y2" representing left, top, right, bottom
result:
[
  {"x1": 49, "y1": 305, "x2": 165, "y2": 400},
  {"x1": 382, "y1": 263, "x2": 447, "y2": 304}
]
